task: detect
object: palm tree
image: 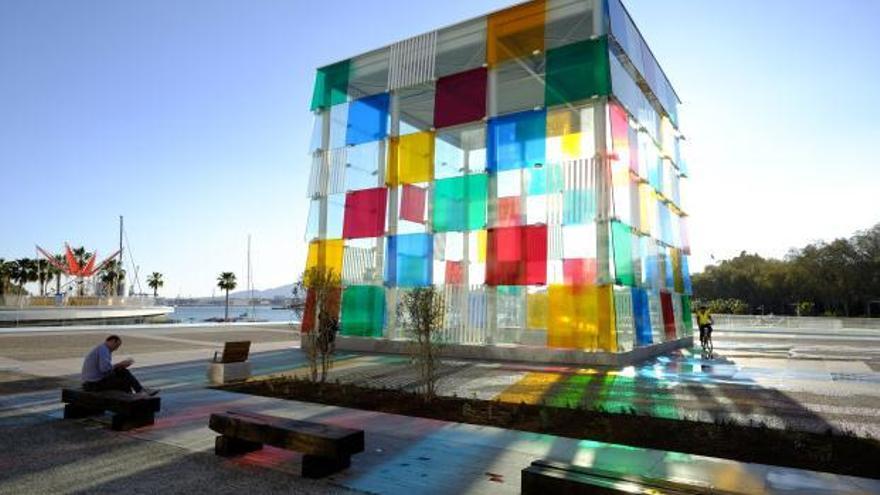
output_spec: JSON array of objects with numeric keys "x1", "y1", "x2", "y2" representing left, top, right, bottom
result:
[
  {"x1": 0, "y1": 258, "x2": 11, "y2": 296},
  {"x1": 147, "y1": 272, "x2": 164, "y2": 297},
  {"x1": 99, "y1": 259, "x2": 125, "y2": 296},
  {"x1": 35, "y1": 258, "x2": 53, "y2": 296},
  {"x1": 11, "y1": 258, "x2": 38, "y2": 294},
  {"x1": 52, "y1": 254, "x2": 65, "y2": 295},
  {"x1": 217, "y1": 272, "x2": 237, "y2": 321}
]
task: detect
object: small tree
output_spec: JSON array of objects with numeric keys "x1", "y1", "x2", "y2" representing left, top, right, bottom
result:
[
  {"x1": 398, "y1": 286, "x2": 445, "y2": 402},
  {"x1": 217, "y1": 272, "x2": 237, "y2": 321},
  {"x1": 298, "y1": 266, "x2": 341, "y2": 383}
]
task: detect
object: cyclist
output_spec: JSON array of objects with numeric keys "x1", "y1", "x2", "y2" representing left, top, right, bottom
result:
[{"x1": 695, "y1": 305, "x2": 714, "y2": 351}]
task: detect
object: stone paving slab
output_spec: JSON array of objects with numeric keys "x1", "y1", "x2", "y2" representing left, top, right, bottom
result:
[{"x1": 17, "y1": 387, "x2": 875, "y2": 495}]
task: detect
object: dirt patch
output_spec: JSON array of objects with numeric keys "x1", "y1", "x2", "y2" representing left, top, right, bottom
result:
[{"x1": 222, "y1": 376, "x2": 880, "y2": 479}]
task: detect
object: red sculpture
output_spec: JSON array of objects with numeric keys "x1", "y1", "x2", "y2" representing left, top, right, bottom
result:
[{"x1": 36, "y1": 244, "x2": 120, "y2": 278}]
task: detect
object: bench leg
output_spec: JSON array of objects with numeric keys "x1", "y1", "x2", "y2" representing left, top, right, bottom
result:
[
  {"x1": 64, "y1": 404, "x2": 103, "y2": 419},
  {"x1": 302, "y1": 454, "x2": 351, "y2": 478},
  {"x1": 111, "y1": 412, "x2": 155, "y2": 431},
  {"x1": 215, "y1": 435, "x2": 263, "y2": 457}
]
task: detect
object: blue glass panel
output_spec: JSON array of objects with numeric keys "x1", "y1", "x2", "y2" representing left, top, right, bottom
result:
[
  {"x1": 385, "y1": 233, "x2": 433, "y2": 287},
  {"x1": 632, "y1": 287, "x2": 652, "y2": 345},
  {"x1": 664, "y1": 248, "x2": 675, "y2": 290},
  {"x1": 682, "y1": 255, "x2": 692, "y2": 295},
  {"x1": 562, "y1": 190, "x2": 595, "y2": 225},
  {"x1": 487, "y1": 109, "x2": 546, "y2": 172},
  {"x1": 346, "y1": 93, "x2": 390, "y2": 146}
]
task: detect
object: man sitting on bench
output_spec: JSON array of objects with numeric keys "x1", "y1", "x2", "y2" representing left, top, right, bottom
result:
[{"x1": 81, "y1": 335, "x2": 158, "y2": 396}]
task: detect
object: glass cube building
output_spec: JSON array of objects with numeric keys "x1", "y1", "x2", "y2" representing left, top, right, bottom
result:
[{"x1": 303, "y1": 0, "x2": 693, "y2": 354}]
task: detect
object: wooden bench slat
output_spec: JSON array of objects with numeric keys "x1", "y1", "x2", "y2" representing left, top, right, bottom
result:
[
  {"x1": 61, "y1": 388, "x2": 160, "y2": 416},
  {"x1": 524, "y1": 459, "x2": 736, "y2": 495},
  {"x1": 220, "y1": 341, "x2": 251, "y2": 364},
  {"x1": 209, "y1": 411, "x2": 364, "y2": 458}
]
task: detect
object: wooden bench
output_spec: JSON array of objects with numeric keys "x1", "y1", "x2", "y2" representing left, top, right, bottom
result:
[
  {"x1": 208, "y1": 410, "x2": 364, "y2": 478},
  {"x1": 207, "y1": 341, "x2": 252, "y2": 384},
  {"x1": 213, "y1": 341, "x2": 251, "y2": 363},
  {"x1": 61, "y1": 388, "x2": 161, "y2": 431},
  {"x1": 522, "y1": 459, "x2": 738, "y2": 495}
]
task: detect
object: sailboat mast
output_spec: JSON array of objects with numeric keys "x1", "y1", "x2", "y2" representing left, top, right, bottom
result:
[
  {"x1": 118, "y1": 215, "x2": 124, "y2": 296},
  {"x1": 248, "y1": 234, "x2": 255, "y2": 319}
]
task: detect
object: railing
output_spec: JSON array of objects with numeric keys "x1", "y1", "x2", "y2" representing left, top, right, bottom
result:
[
  {"x1": 711, "y1": 314, "x2": 880, "y2": 331},
  {"x1": 0, "y1": 295, "x2": 158, "y2": 308}
]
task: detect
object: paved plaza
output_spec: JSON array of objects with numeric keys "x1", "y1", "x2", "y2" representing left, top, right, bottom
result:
[{"x1": 0, "y1": 322, "x2": 879, "y2": 493}]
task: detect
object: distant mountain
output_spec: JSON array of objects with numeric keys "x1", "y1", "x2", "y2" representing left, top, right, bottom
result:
[{"x1": 229, "y1": 283, "x2": 295, "y2": 299}]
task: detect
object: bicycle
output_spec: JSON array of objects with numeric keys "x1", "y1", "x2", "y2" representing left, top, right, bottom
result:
[{"x1": 699, "y1": 324, "x2": 714, "y2": 358}]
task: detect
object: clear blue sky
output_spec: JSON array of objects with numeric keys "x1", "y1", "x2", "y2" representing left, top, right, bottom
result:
[{"x1": 1, "y1": 0, "x2": 878, "y2": 296}]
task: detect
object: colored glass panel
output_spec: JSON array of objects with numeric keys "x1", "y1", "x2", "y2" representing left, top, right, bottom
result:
[
  {"x1": 486, "y1": 225, "x2": 547, "y2": 286},
  {"x1": 527, "y1": 290, "x2": 548, "y2": 329},
  {"x1": 496, "y1": 196, "x2": 522, "y2": 227},
  {"x1": 681, "y1": 295, "x2": 693, "y2": 334},
  {"x1": 434, "y1": 68, "x2": 487, "y2": 129},
  {"x1": 386, "y1": 233, "x2": 432, "y2": 287},
  {"x1": 547, "y1": 284, "x2": 614, "y2": 350},
  {"x1": 660, "y1": 291, "x2": 676, "y2": 340},
  {"x1": 305, "y1": 239, "x2": 344, "y2": 284},
  {"x1": 400, "y1": 184, "x2": 427, "y2": 224},
  {"x1": 632, "y1": 287, "x2": 652, "y2": 345},
  {"x1": 446, "y1": 261, "x2": 464, "y2": 284},
  {"x1": 433, "y1": 174, "x2": 488, "y2": 232},
  {"x1": 345, "y1": 141, "x2": 382, "y2": 192},
  {"x1": 346, "y1": 93, "x2": 390, "y2": 146},
  {"x1": 487, "y1": 0, "x2": 546, "y2": 67},
  {"x1": 388, "y1": 131, "x2": 434, "y2": 186},
  {"x1": 611, "y1": 221, "x2": 635, "y2": 286},
  {"x1": 343, "y1": 187, "x2": 387, "y2": 239},
  {"x1": 301, "y1": 287, "x2": 342, "y2": 333},
  {"x1": 488, "y1": 109, "x2": 546, "y2": 172},
  {"x1": 310, "y1": 60, "x2": 349, "y2": 111},
  {"x1": 545, "y1": 36, "x2": 610, "y2": 106},
  {"x1": 340, "y1": 285, "x2": 385, "y2": 337},
  {"x1": 547, "y1": 105, "x2": 596, "y2": 163},
  {"x1": 671, "y1": 248, "x2": 684, "y2": 293},
  {"x1": 563, "y1": 258, "x2": 597, "y2": 286}
]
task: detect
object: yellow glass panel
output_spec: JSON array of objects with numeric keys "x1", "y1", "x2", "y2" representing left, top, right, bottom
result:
[
  {"x1": 547, "y1": 284, "x2": 598, "y2": 349},
  {"x1": 527, "y1": 291, "x2": 548, "y2": 329},
  {"x1": 495, "y1": 372, "x2": 563, "y2": 405},
  {"x1": 475, "y1": 229, "x2": 487, "y2": 262},
  {"x1": 487, "y1": 0, "x2": 546, "y2": 67},
  {"x1": 546, "y1": 105, "x2": 594, "y2": 163},
  {"x1": 388, "y1": 131, "x2": 434, "y2": 186},
  {"x1": 597, "y1": 285, "x2": 617, "y2": 352},
  {"x1": 305, "y1": 239, "x2": 344, "y2": 284}
]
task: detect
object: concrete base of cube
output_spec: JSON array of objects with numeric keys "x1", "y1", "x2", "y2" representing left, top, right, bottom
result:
[
  {"x1": 326, "y1": 335, "x2": 693, "y2": 367},
  {"x1": 207, "y1": 361, "x2": 252, "y2": 385}
]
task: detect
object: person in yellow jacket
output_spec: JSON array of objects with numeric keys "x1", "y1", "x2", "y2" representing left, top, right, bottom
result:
[{"x1": 695, "y1": 305, "x2": 713, "y2": 348}]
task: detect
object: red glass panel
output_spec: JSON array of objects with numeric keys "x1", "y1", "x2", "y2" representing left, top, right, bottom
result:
[
  {"x1": 446, "y1": 260, "x2": 464, "y2": 284},
  {"x1": 562, "y1": 258, "x2": 597, "y2": 286},
  {"x1": 434, "y1": 67, "x2": 488, "y2": 129},
  {"x1": 487, "y1": 225, "x2": 547, "y2": 285},
  {"x1": 609, "y1": 101, "x2": 638, "y2": 173},
  {"x1": 496, "y1": 196, "x2": 521, "y2": 227},
  {"x1": 660, "y1": 290, "x2": 676, "y2": 339},
  {"x1": 343, "y1": 187, "x2": 387, "y2": 239},
  {"x1": 301, "y1": 287, "x2": 341, "y2": 332},
  {"x1": 400, "y1": 184, "x2": 427, "y2": 224}
]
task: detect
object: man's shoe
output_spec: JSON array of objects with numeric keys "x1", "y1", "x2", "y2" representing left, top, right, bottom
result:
[{"x1": 142, "y1": 388, "x2": 160, "y2": 396}]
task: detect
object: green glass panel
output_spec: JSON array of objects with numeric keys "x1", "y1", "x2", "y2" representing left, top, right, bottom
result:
[
  {"x1": 433, "y1": 174, "x2": 488, "y2": 232},
  {"x1": 545, "y1": 37, "x2": 610, "y2": 106},
  {"x1": 310, "y1": 60, "x2": 351, "y2": 111},
  {"x1": 612, "y1": 221, "x2": 635, "y2": 286},
  {"x1": 340, "y1": 285, "x2": 385, "y2": 337},
  {"x1": 681, "y1": 295, "x2": 693, "y2": 335}
]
